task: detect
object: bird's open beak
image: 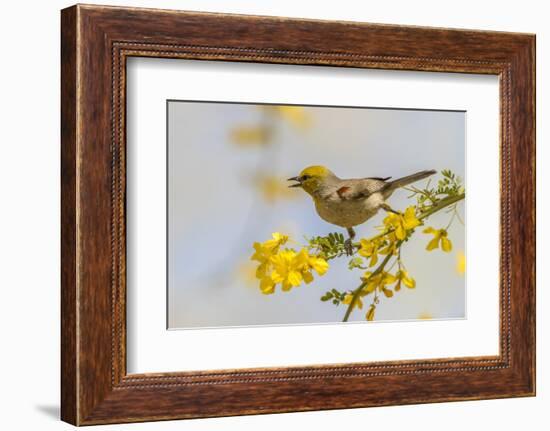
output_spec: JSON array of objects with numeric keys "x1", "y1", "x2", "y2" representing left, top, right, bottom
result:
[{"x1": 287, "y1": 176, "x2": 302, "y2": 188}]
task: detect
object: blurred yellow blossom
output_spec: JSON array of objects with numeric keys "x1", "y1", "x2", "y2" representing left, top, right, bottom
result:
[
  {"x1": 383, "y1": 206, "x2": 421, "y2": 240},
  {"x1": 230, "y1": 126, "x2": 271, "y2": 146},
  {"x1": 263, "y1": 106, "x2": 312, "y2": 129},
  {"x1": 254, "y1": 174, "x2": 298, "y2": 203},
  {"x1": 423, "y1": 227, "x2": 452, "y2": 252},
  {"x1": 456, "y1": 250, "x2": 466, "y2": 275},
  {"x1": 236, "y1": 260, "x2": 259, "y2": 287},
  {"x1": 418, "y1": 312, "x2": 433, "y2": 320}
]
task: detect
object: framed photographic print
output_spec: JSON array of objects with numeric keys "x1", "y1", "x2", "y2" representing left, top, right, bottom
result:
[{"x1": 61, "y1": 4, "x2": 535, "y2": 425}]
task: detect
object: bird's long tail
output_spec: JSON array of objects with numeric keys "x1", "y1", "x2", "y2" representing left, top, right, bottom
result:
[{"x1": 386, "y1": 169, "x2": 437, "y2": 190}]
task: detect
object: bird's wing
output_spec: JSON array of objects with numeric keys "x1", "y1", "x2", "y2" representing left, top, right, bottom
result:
[{"x1": 333, "y1": 178, "x2": 389, "y2": 201}]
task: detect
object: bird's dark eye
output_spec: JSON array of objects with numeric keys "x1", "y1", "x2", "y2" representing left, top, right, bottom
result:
[{"x1": 301, "y1": 175, "x2": 310, "y2": 181}]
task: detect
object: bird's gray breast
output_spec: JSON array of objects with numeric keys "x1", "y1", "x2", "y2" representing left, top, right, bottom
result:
[{"x1": 313, "y1": 194, "x2": 382, "y2": 228}]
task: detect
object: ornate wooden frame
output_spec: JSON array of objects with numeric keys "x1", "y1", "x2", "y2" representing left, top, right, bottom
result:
[{"x1": 61, "y1": 4, "x2": 535, "y2": 425}]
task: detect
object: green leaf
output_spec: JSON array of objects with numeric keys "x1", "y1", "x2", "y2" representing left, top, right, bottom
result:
[{"x1": 320, "y1": 292, "x2": 333, "y2": 301}]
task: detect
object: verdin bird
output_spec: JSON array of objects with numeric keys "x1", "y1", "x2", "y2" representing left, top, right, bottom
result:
[{"x1": 288, "y1": 166, "x2": 436, "y2": 254}]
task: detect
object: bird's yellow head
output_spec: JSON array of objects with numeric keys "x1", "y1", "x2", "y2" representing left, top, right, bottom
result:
[{"x1": 288, "y1": 165, "x2": 336, "y2": 195}]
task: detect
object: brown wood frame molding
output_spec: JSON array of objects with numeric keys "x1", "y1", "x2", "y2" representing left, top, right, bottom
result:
[{"x1": 61, "y1": 4, "x2": 535, "y2": 426}]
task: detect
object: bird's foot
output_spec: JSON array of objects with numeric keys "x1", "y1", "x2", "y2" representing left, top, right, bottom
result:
[
  {"x1": 344, "y1": 238, "x2": 354, "y2": 256},
  {"x1": 381, "y1": 203, "x2": 400, "y2": 215}
]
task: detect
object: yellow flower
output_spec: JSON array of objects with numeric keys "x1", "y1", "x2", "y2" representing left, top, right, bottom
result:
[
  {"x1": 358, "y1": 238, "x2": 381, "y2": 267},
  {"x1": 262, "y1": 232, "x2": 289, "y2": 251},
  {"x1": 251, "y1": 243, "x2": 272, "y2": 280},
  {"x1": 381, "y1": 272, "x2": 397, "y2": 285},
  {"x1": 456, "y1": 251, "x2": 466, "y2": 275},
  {"x1": 382, "y1": 287, "x2": 394, "y2": 298},
  {"x1": 259, "y1": 276, "x2": 276, "y2": 295},
  {"x1": 251, "y1": 232, "x2": 289, "y2": 282},
  {"x1": 251, "y1": 232, "x2": 288, "y2": 263},
  {"x1": 378, "y1": 232, "x2": 398, "y2": 256},
  {"x1": 294, "y1": 248, "x2": 329, "y2": 283},
  {"x1": 361, "y1": 271, "x2": 376, "y2": 293},
  {"x1": 423, "y1": 227, "x2": 452, "y2": 252},
  {"x1": 418, "y1": 312, "x2": 433, "y2": 320},
  {"x1": 306, "y1": 254, "x2": 329, "y2": 276},
  {"x1": 269, "y1": 248, "x2": 329, "y2": 292},
  {"x1": 395, "y1": 269, "x2": 416, "y2": 291},
  {"x1": 383, "y1": 206, "x2": 421, "y2": 240},
  {"x1": 361, "y1": 271, "x2": 397, "y2": 295},
  {"x1": 271, "y1": 249, "x2": 303, "y2": 291},
  {"x1": 342, "y1": 293, "x2": 363, "y2": 310}
]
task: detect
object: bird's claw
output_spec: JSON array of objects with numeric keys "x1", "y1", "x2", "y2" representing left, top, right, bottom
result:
[
  {"x1": 344, "y1": 238, "x2": 354, "y2": 256},
  {"x1": 381, "y1": 203, "x2": 400, "y2": 215}
]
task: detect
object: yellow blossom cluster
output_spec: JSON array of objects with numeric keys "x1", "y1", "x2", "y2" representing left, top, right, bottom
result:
[
  {"x1": 230, "y1": 126, "x2": 271, "y2": 147},
  {"x1": 358, "y1": 237, "x2": 385, "y2": 267},
  {"x1": 342, "y1": 267, "x2": 417, "y2": 321},
  {"x1": 253, "y1": 174, "x2": 297, "y2": 203},
  {"x1": 362, "y1": 269, "x2": 415, "y2": 296},
  {"x1": 358, "y1": 206, "x2": 421, "y2": 267},
  {"x1": 383, "y1": 206, "x2": 421, "y2": 240},
  {"x1": 251, "y1": 233, "x2": 329, "y2": 295},
  {"x1": 345, "y1": 204, "x2": 460, "y2": 322},
  {"x1": 361, "y1": 271, "x2": 398, "y2": 297},
  {"x1": 231, "y1": 106, "x2": 312, "y2": 148}
]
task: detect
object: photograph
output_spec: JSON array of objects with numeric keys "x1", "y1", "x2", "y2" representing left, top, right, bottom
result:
[{"x1": 167, "y1": 101, "x2": 466, "y2": 329}]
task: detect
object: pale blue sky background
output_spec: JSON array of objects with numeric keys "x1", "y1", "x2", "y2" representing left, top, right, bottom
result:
[{"x1": 168, "y1": 102, "x2": 465, "y2": 329}]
